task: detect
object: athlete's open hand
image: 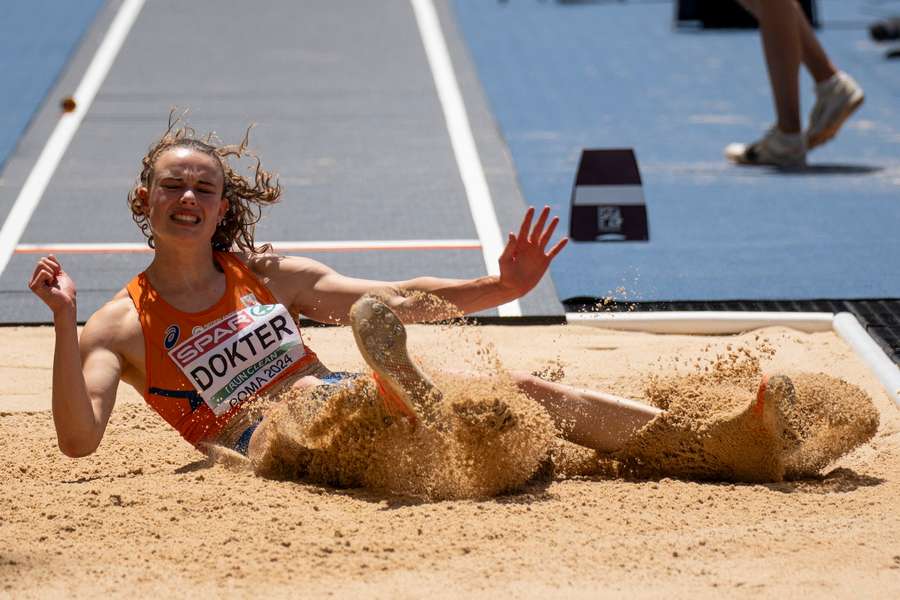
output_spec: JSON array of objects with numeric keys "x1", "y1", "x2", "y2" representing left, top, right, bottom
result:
[
  {"x1": 497, "y1": 206, "x2": 568, "y2": 298},
  {"x1": 29, "y1": 255, "x2": 77, "y2": 316}
]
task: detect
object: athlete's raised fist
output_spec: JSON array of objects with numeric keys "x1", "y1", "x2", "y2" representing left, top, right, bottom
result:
[{"x1": 28, "y1": 255, "x2": 77, "y2": 316}]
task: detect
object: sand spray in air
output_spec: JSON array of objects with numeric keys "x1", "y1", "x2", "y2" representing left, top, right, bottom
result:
[
  {"x1": 251, "y1": 295, "x2": 558, "y2": 500},
  {"x1": 251, "y1": 363, "x2": 556, "y2": 501},
  {"x1": 614, "y1": 338, "x2": 880, "y2": 482}
]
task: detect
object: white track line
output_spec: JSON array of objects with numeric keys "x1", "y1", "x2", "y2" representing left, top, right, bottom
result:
[
  {"x1": 0, "y1": 0, "x2": 145, "y2": 278},
  {"x1": 410, "y1": 0, "x2": 521, "y2": 317},
  {"x1": 15, "y1": 239, "x2": 482, "y2": 255}
]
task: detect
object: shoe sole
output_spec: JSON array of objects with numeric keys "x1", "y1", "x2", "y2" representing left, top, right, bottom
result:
[
  {"x1": 349, "y1": 296, "x2": 441, "y2": 421},
  {"x1": 807, "y1": 93, "x2": 865, "y2": 150},
  {"x1": 724, "y1": 143, "x2": 806, "y2": 168}
]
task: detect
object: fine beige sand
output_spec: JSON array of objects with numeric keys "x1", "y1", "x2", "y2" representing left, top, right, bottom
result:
[{"x1": 2, "y1": 323, "x2": 899, "y2": 598}]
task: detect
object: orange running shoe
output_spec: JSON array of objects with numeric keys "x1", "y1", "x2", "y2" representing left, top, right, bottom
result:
[
  {"x1": 754, "y1": 374, "x2": 795, "y2": 420},
  {"x1": 350, "y1": 295, "x2": 442, "y2": 423}
]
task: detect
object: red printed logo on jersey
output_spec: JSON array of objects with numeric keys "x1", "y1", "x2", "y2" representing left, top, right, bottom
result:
[{"x1": 171, "y1": 311, "x2": 255, "y2": 367}]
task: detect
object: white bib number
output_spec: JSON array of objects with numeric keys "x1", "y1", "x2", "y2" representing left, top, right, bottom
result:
[{"x1": 168, "y1": 304, "x2": 307, "y2": 416}]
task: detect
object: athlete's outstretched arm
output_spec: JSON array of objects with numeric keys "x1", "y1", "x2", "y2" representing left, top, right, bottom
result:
[
  {"x1": 29, "y1": 256, "x2": 122, "y2": 457},
  {"x1": 269, "y1": 206, "x2": 567, "y2": 324}
]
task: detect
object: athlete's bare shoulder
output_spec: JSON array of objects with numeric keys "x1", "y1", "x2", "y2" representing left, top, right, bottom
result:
[
  {"x1": 81, "y1": 289, "x2": 144, "y2": 367},
  {"x1": 238, "y1": 251, "x2": 332, "y2": 281},
  {"x1": 92, "y1": 288, "x2": 139, "y2": 324},
  {"x1": 235, "y1": 251, "x2": 336, "y2": 316}
]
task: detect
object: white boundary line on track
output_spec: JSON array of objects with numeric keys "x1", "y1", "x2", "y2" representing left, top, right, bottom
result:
[
  {"x1": 15, "y1": 239, "x2": 482, "y2": 255},
  {"x1": 0, "y1": 0, "x2": 146, "y2": 279},
  {"x1": 410, "y1": 0, "x2": 521, "y2": 317},
  {"x1": 567, "y1": 311, "x2": 900, "y2": 407}
]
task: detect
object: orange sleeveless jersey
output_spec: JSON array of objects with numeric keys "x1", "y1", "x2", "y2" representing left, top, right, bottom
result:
[{"x1": 126, "y1": 252, "x2": 319, "y2": 447}]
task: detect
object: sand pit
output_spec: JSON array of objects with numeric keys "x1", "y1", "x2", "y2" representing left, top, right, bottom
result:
[{"x1": 2, "y1": 323, "x2": 899, "y2": 597}]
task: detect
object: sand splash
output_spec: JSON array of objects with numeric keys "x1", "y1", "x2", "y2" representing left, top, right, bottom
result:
[
  {"x1": 252, "y1": 371, "x2": 556, "y2": 501},
  {"x1": 234, "y1": 324, "x2": 880, "y2": 496},
  {"x1": 615, "y1": 343, "x2": 880, "y2": 482}
]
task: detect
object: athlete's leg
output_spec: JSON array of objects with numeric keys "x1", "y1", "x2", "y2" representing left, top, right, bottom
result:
[
  {"x1": 343, "y1": 294, "x2": 800, "y2": 483},
  {"x1": 793, "y1": 4, "x2": 837, "y2": 83},
  {"x1": 510, "y1": 371, "x2": 661, "y2": 453},
  {"x1": 349, "y1": 294, "x2": 660, "y2": 451},
  {"x1": 754, "y1": 0, "x2": 803, "y2": 133},
  {"x1": 348, "y1": 294, "x2": 662, "y2": 450},
  {"x1": 725, "y1": 0, "x2": 806, "y2": 166},
  {"x1": 737, "y1": 0, "x2": 837, "y2": 83},
  {"x1": 731, "y1": 0, "x2": 860, "y2": 155}
]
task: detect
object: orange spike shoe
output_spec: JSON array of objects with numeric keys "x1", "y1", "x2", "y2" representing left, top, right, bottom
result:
[
  {"x1": 754, "y1": 374, "x2": 796, "y2": 421},
  {"x1": 350, "y1": 295, "x2": 442, "y2": 424}
]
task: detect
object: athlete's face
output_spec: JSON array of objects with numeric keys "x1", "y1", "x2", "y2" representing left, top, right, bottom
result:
[{"x1": 138, "y1": 148, "x2": 227, "y2": 247}]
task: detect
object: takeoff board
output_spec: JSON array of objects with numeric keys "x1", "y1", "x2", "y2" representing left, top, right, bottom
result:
[{"x1": 569, "y1": 148, "x2": 648, "y2": 242}]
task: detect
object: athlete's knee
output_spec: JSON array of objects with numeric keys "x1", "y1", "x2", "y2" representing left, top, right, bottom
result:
[
  {"x1": 509, "y1": 369, "x2": 529, "y2": 382},
  {"x1": 509, "y1": 370, "x2": 541, "y2": 389}
]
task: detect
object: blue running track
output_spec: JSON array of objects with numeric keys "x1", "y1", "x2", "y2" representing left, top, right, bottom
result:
[
  {"x1": 0, "y1": 0, "x2": 105, "y2": 170},
  {"x1": 451, "y1": 0, "x2": 900, "y2": 302}
]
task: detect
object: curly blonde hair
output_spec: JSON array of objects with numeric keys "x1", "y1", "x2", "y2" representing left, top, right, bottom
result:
[{"x1": 127, "y1": 117, "x2": 281, "y2": 253}]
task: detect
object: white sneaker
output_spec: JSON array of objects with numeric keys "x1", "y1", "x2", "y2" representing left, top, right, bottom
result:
[
  {"x1": 806, "y1": 71, "x2": 864, "y2": 150},
  {"x1": 725, "y1": 127, "x2": 806, "y2": 168}
]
